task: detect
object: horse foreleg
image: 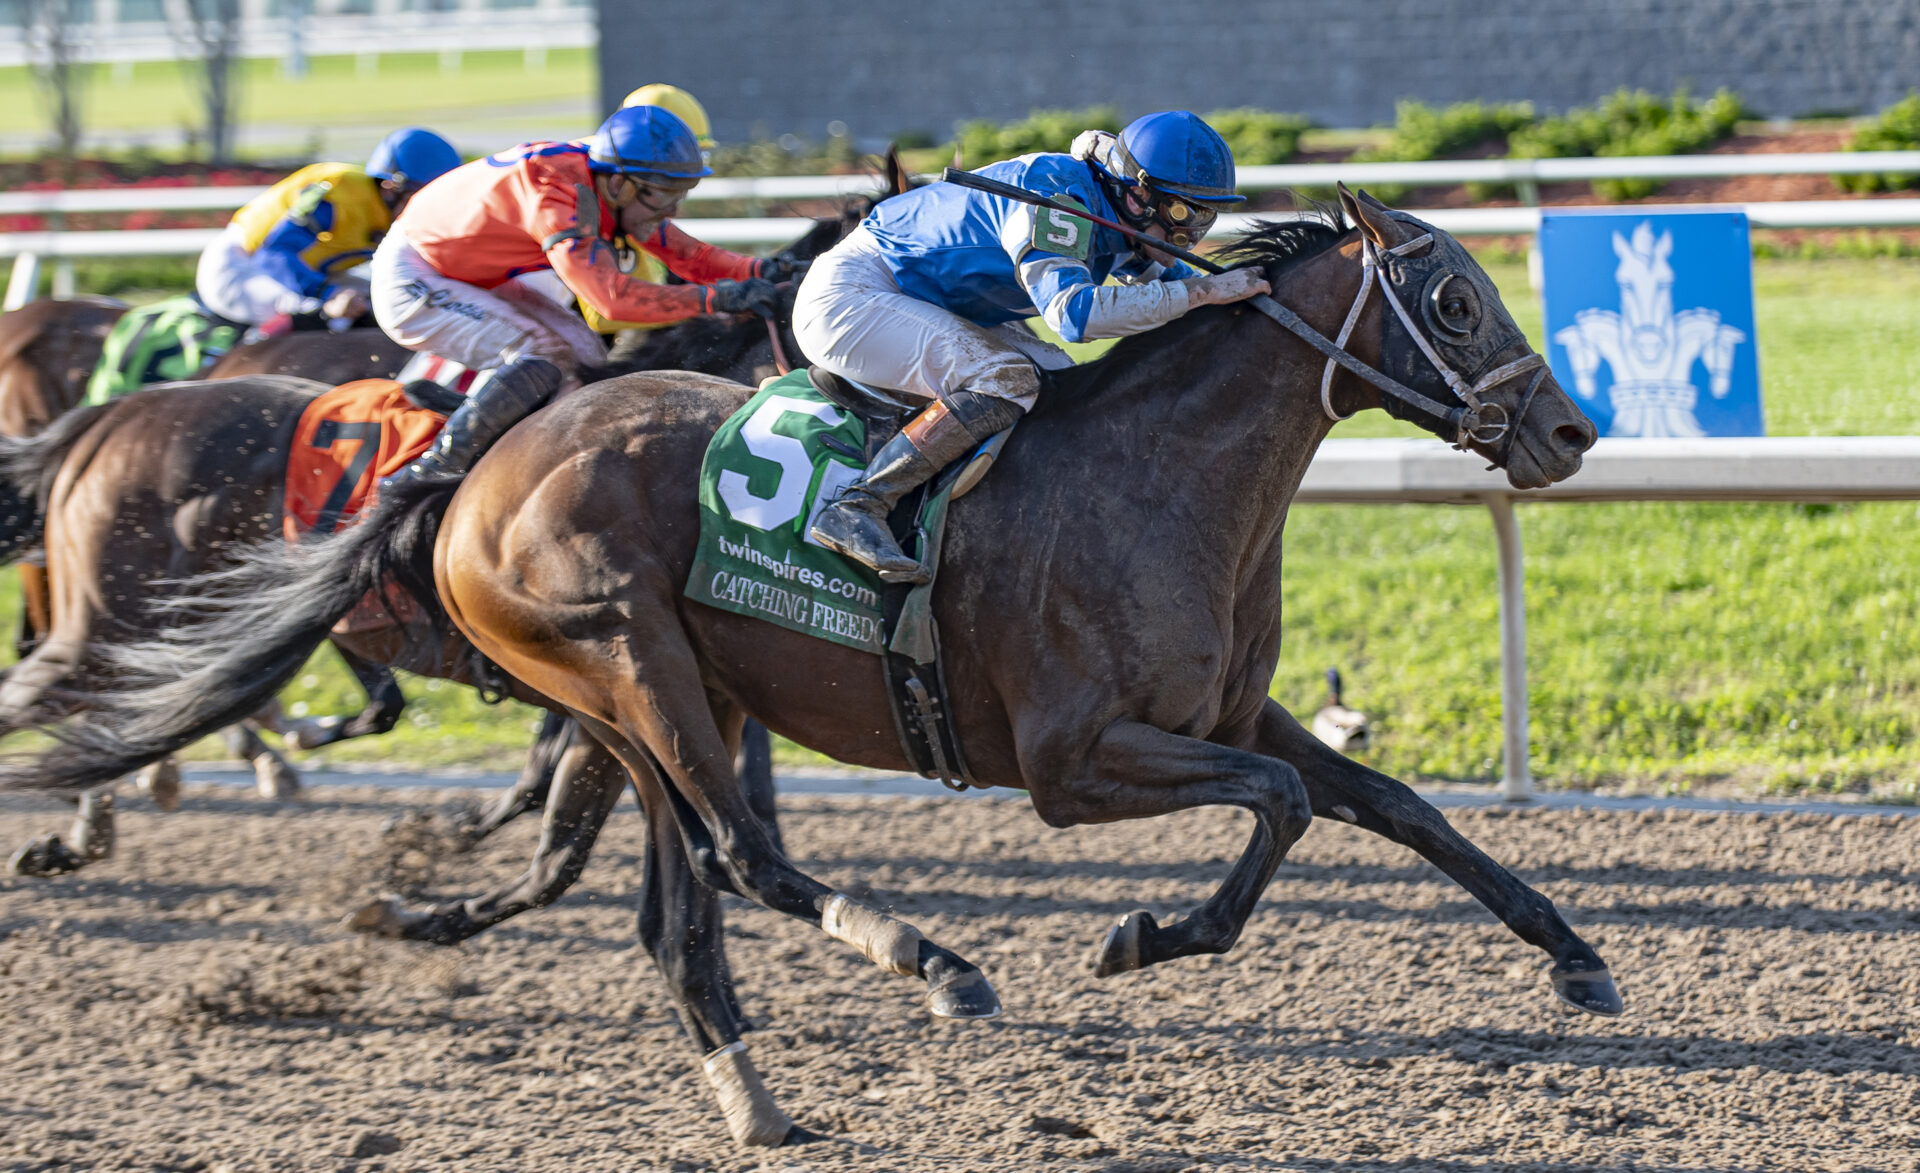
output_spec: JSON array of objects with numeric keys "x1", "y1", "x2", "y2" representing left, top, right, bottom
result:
[
  {"x1": 632, "y1": 754, "x2": 798, "y2": 1148},
  {"x1": 346, "y1": 731, "x2": 625, "y2": 945},
  {"x1": 1034, "y1": 719, "x2": 1313, "y2": 976},
  {"x1": 7, "y1": 788, "x2": 113, "y2": 877},
  {"x1": 278, "y1": 643, "x2": 407, "y2": 750},
  {"x1": 223, "y1": 719, "x2": 302, "y2": 800},
  {"x1": 1250, "y1": 698, "x2": 1622, "y2": 1016},
  {"x1": 443, "y1": 709, "x2": 575, "y2": 850}
]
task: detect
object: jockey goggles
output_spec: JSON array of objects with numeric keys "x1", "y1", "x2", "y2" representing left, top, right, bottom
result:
[{"x1": 1116, "y1": 184, "x2": 1219, "y2": 251}]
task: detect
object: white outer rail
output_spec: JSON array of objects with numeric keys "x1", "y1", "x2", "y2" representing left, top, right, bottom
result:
[
  {"x1": 1295, "y1": 437, "x2": 1920, "y2": 799},
  {"x1": 2, "y1": 150, "x2": 1918, "y2": 217}
]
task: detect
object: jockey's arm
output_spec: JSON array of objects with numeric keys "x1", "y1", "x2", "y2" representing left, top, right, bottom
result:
[
  {"x1": 638, "y1": 221, "x2": 764, "y2": 284},
  {"x1": 530, "y1": 181, "x2": 708, "y2": 325},
  {"x1": 252, "y1": 187, "x2": 342, "y2": 300},
  {"x1": 999, "y1": 202, "x2": 1194, "y2": 344}
]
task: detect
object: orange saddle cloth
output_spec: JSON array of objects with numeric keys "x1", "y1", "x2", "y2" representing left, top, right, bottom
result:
[{"x1": 284, "y1": 378, "x2": 450, "y2": 542}]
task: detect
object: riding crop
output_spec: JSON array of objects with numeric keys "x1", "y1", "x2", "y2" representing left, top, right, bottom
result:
[{"x1": 936, "y1": 167, "x2": 1492, "y2": 442}]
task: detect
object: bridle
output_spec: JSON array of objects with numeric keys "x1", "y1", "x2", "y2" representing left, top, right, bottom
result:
[{"x1": 1309, "y1": 233, "x2": 1547, "y2": 462}]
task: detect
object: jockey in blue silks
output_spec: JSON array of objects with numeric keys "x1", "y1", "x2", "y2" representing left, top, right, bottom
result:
[{"x1": 794, "y1": 111, "x2": 1271, "y2": 584}]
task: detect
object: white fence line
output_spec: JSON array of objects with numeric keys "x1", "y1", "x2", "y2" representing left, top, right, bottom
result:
[
  {"x1": 1296, "y1": 437, "x2": 1920, "y2": 799},
  {"x1": 4, "y1": 150, "x2": 1918, "y2": 218}
]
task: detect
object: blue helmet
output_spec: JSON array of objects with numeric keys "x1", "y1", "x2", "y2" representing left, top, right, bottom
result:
[
  {"x1": 366, "y1": 127, "x2": 462, "y2": 189},
  {"x1": 1103, "y1": 111, "x2": 1246, "y2": 204},
  {"x1": 586, "y1": 105, "x2": 713, "y2": 180}
]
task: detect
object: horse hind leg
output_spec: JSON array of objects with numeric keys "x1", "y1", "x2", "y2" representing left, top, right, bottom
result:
[
  {"x1": 276, "y1": 644, "x2": 407, "y2": 751},
  {"x1": 438, "y1": 709, "x2": 574, "y2": 850},
  {"x1": 631, "y1": 750, "x2": 803, "y2": 1148},
  {"x1": 7, "y1": 788, "x2": 113, "y2": 877},
  {"x1": 1250, "y1": 699, "x2": 1622, "y2": 1017},
  {"x1": 581, "y1": 628, "x2": 999, "y2": 1021}
]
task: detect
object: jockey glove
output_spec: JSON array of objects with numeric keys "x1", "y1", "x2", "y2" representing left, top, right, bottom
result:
[
  {"x1": 755, "y1": 256, "x2": 811, "y2": 284},
  {"x1": 705, "y1": 277, "x2": 783, "y2": 317}
]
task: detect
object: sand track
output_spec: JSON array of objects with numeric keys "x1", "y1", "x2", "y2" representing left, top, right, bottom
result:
[{"x1": 3, "y1": 788, "x2": 1918, "y2": 1172}]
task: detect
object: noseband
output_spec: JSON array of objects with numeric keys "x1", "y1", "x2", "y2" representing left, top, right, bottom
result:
[{"x1": 1312, "y1": 234, "x2": 1546, "y2": 457}]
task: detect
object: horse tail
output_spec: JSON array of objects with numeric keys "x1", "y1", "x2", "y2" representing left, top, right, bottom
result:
[
  {"x1": 0, "y1": 403, "x2": 111, "y2": 563},
  {"x1": 0, "y1": 477, "x2": 458, "y2": 794}
]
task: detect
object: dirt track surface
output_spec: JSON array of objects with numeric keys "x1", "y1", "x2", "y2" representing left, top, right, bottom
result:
[{"x1": 3, "y1": 787, "x2": 1919, "y2": 1173}]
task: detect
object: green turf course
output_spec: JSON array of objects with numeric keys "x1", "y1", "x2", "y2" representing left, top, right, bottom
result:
[
  {"x1": 3, "y1": 256, "x2": 1915, "y2": 796},
  {"x1": 0, "y1": 49, "x2": 595, "y2": 143}
]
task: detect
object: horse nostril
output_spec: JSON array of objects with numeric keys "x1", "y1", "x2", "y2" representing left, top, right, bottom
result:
[{"x1": 1554, "y1": 422, "x2": 1594, "y2": 453}]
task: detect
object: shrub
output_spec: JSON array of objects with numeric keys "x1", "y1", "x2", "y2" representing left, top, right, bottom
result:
[
  {"x1": 1202, "y1": 108, "x2": 1312, "y2": 165},
  {"x1": 953, "y1": 106, "x2": 1120, "y2": 169},
  {"x1": 1348, "y1": 100, "x2": 1536, "y2": 201},
  {"x1": 1509, "y1": 87, "x2": 1744, "y2": 200},
  {"x1": 1837, "y1": 92, "x2": 1920, "y2": 193}
]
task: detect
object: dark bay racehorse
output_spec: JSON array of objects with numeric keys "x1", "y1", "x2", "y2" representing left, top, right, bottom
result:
[{"x1": 0, "y1": 188, "x2": 1615, "y2": 1147}]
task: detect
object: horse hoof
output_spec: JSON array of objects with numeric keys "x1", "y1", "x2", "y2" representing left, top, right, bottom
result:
[
  {"x1": 1094, "y1": 910, "x2": 1157, "y2": 977},
  {"x1": 255, "y1": 754, "x2": 303, "y2": 801},
  {"x1": 780, "y1": 1125, "x2": 827, "y2": 1146},
  {"x1": 926, "y1": 967, "x2": 1002, "y2": 1020},
  {"x1": 1552, "y1": 965, "x2": 1625, "y2": 1017},
  {"x1": 283, "y1": 716, "x2": 344, "y2": 752},
  {"x1": 8, "y1": 834, "x2": 87, "y2": 877},
  {"x1": 136, "y1": 759, "x2": 183, "y2": 812},
  {"x1": 344, "y1": 897, "x2": 410, "y2": 938}
]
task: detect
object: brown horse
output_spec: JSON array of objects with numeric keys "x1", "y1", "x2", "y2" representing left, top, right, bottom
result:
[{"x1": 0, "y1": 189, "x2": 1615, "y2": 1146}]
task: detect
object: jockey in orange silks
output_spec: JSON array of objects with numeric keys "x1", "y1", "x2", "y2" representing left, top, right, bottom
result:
[{"x1": 373, "y1": 105, "x2": 792, "y2": 490}]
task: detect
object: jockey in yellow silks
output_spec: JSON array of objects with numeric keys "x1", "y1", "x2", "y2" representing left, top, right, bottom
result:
[{"x1": 194, "y1": 128, "x2": 462, "y2": 326}]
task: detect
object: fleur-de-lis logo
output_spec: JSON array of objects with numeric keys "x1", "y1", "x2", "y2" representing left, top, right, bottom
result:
[{"x1": 1552, "y1": 221, "x2": 1747, "y2": 438}]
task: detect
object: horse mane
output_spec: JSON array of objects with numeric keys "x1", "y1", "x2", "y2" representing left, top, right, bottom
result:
[{"x1": 1038, "y1": 204, "x2": 1351, "y2": 412}]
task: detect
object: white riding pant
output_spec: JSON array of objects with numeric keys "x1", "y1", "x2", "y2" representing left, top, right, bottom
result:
[
  {"x1": 370, "y1": 230, "x2": 606, "y2": 372},
  {"x1": 792, "y1": 225, "x2": 1071, "y2": 411},
  {"x1": 195, "y1": 224, "x2": 326, "y2": 324}
]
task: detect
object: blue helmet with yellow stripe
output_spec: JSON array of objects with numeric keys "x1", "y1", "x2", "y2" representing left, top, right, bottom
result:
[{"x1": 587, "y1": 105, "x2": 713, "y2": 180}]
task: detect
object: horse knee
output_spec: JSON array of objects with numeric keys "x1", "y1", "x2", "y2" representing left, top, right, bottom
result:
[{"x1": 1264, "y1": 763, "x2": 1313, "y2": 832}]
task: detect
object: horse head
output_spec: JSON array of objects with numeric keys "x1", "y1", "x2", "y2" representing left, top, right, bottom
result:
[
  {"x1": 1612, "y1": 222, "x2": 1675, "y2": 337},
  {"x1": 1336, "y1": 185, "x2": 1596, "y2": 490}
]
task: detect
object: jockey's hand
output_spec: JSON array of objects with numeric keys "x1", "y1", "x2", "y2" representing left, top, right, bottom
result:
[
  {"x1": 322, "y1": 287, "x2": 371, "y2": 322},
  {"x1": 706, "y1": 277, "x2": 782, "y2": 317},
  {"x1": 756, "y1": 255, "x2": 811, "y2": 284},
  {"x1": 1183, "y1": 268, "x2": 1271, "y2": 308}
]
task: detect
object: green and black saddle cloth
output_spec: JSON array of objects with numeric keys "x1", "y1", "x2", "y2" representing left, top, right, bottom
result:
[
  {"x1": 686, "y1": 367, "x2": 1012, "y2": 788},
  {"x1": 85, "y1": 295, "x2": 243, "y2": 404}
]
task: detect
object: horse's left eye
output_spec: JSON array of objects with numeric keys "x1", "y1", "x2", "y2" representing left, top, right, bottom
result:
[{"x1": 1426, "y1": 274, "x2": 1479, "y2": 337}]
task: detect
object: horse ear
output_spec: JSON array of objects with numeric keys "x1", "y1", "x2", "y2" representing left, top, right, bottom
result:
[
  {"x1": 882, "y1": 143, "x2": 913, "y2": 197},
  {"x1": 1611, "y1": 231, "x2": 1631, "y2": 261},
  {"x1": 1654, "y1": 231, "x2": 1673, "y2": 263},
  {"x1": 1338, "y1": 183, "x2": 1422, "y2": 250}
]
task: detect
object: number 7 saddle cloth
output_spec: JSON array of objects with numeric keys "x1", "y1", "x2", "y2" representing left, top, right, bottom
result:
[
  {"x1": 284, "y1": 378, "x2": 452, "y2": 633},
  {"x1": 284, "y1": 378, "x2": 450, "y2": 543}
]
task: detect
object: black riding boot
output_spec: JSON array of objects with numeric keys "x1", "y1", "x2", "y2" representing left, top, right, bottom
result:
[
  {"x1": 379, "y1": 357, "x2": 563, "y2": 493},
  {"x1": 809, "y1": 390, "x2": 1024, "y2": 584}
]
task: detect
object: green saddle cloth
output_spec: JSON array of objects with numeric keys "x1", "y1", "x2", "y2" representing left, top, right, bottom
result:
[
  {"x1": 686, "y1": 369, "x2": 889, "y2": 653},
  {"x1": 85, "y1": 296, "x2": 241, "y2": 404}
]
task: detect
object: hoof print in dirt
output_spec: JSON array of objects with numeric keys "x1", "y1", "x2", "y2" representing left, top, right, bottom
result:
[
  {"x1": 345, "y1": 1130, "x2": 404, "y2": 1159},
  {"x1": 8, "y1": 833, "x2": 87, "y2": 877}
]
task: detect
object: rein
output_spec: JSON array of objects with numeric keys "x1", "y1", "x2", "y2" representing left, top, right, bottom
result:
[
  {"x1": 936, "y1": 167, "x2": 1542, "y2": 455},
  {"x1": 761, "y1": 313, "x2": 793, "y2": 376}
]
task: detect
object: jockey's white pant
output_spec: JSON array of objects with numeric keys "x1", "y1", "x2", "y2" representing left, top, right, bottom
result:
[
  {"x1": 370, "y1": 230, "x2": 606, "y2": 372},
  {"x1": 792, "y1": 225, "x2": 1071, "y2": 411},
  {"x1": 195, "y1": 225, "x2": 326, "y2": 324}
]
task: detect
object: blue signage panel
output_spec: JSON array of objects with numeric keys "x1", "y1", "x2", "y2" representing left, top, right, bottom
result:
[{"x1": 1539, "y1": 210, "x2": 1763, "y2": 437}]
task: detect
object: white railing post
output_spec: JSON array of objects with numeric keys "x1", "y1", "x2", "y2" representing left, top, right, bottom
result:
[
  {"x1": 1483, "y1": 494, "x2": 1533, "y2": 802},
  {"x1": 4, "y1": 252, "x2": 42, "y2": 311}
]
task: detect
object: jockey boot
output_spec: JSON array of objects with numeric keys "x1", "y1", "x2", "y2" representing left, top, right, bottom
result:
[
  {"x1": 809, "y1": 390, "x2": 1024, "y2": 584},
  {"x1": 378, "y1": 357, "x2": 563, "y2": 494}
]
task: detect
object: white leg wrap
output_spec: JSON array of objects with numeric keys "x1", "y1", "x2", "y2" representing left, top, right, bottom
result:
[
  {"x1": 702, "y1": 1041, "x2": 792, "y2": 1148},
  {"x1": 821, "y1": 893, "x2": 924, "y2": 977}
]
